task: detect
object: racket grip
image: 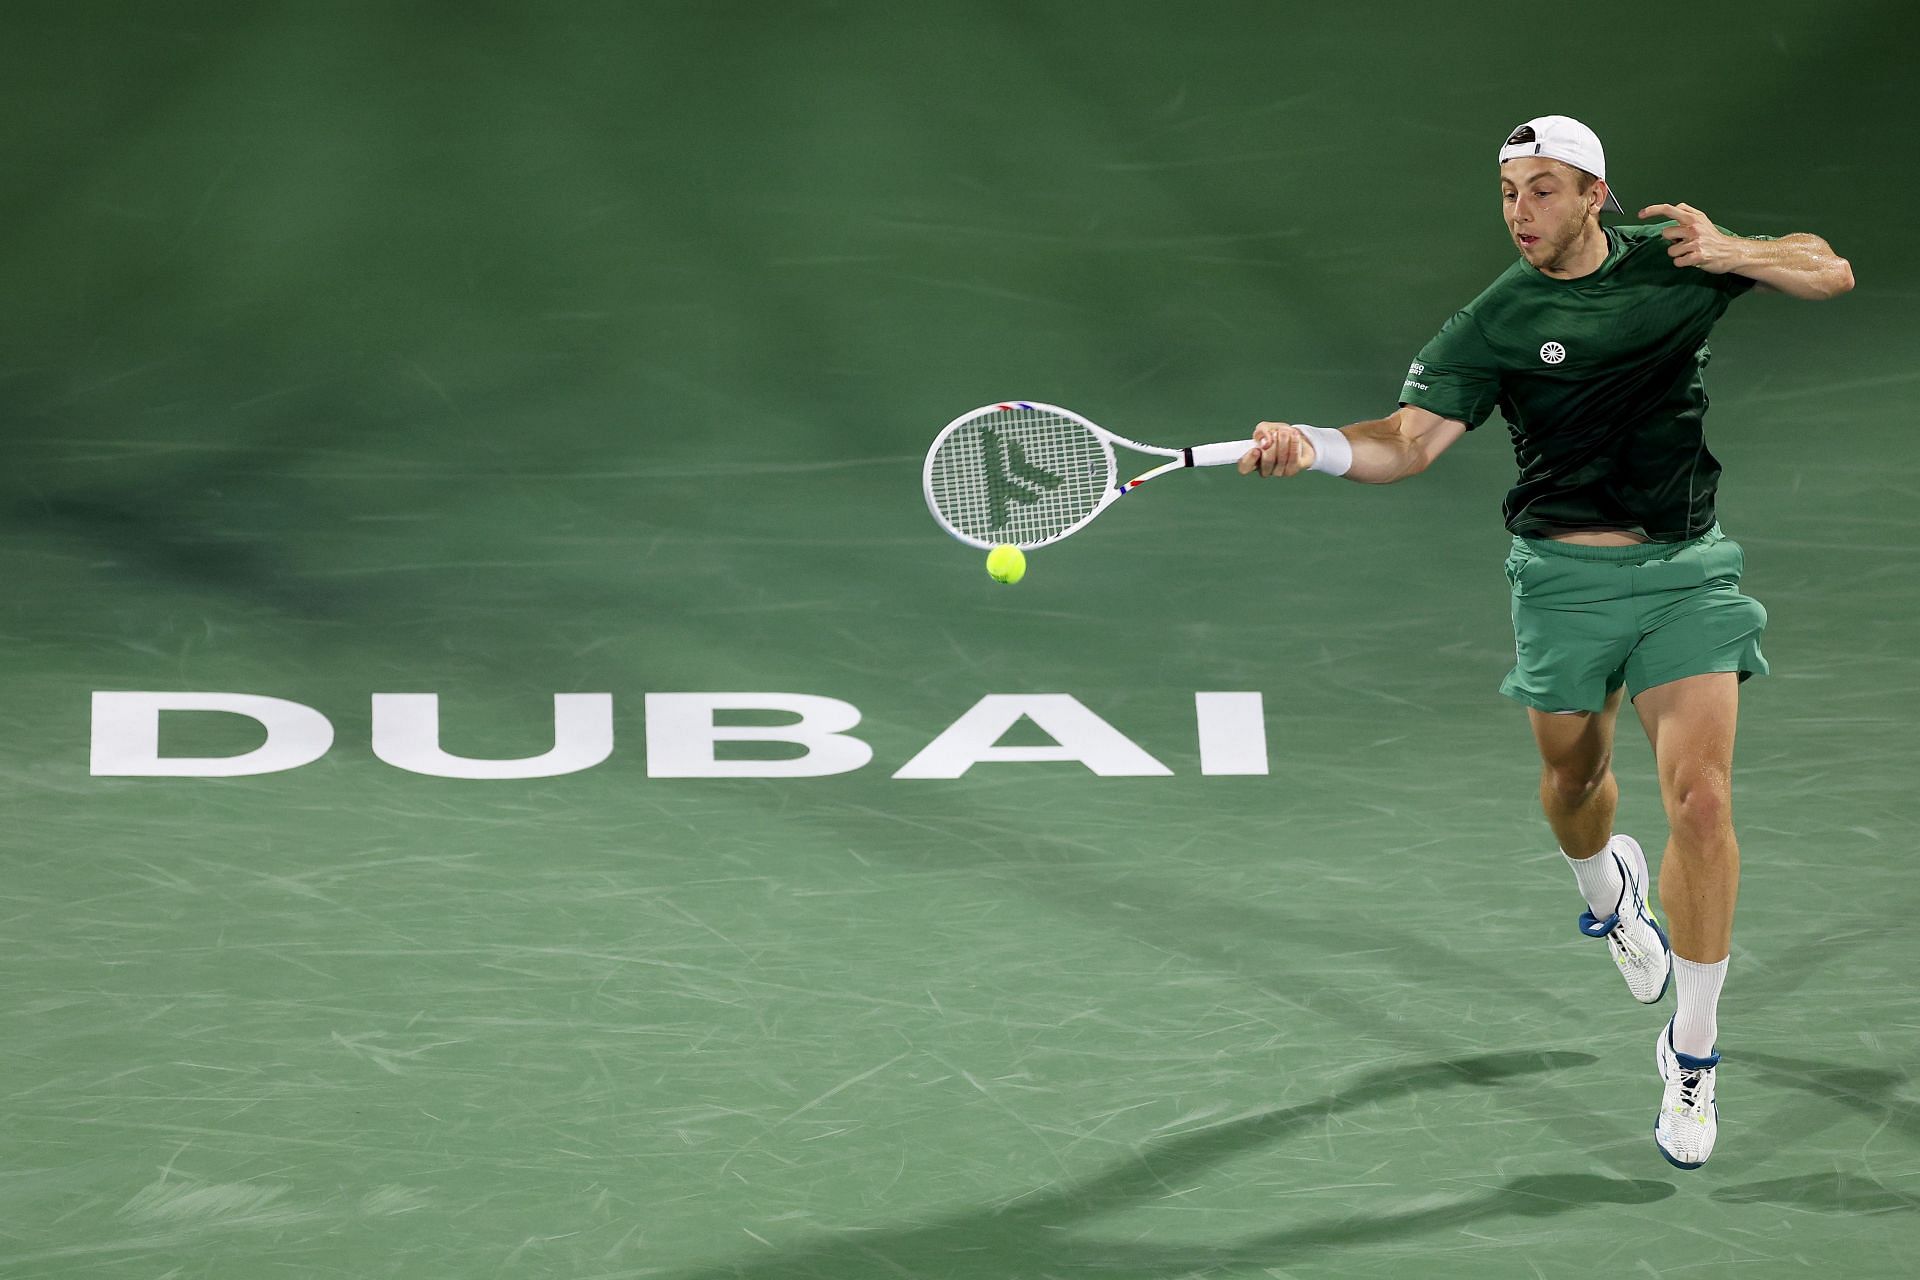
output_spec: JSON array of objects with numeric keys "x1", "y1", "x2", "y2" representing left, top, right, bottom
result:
[{"x1": 1187, "y1": 440, "x2": 1258, "y2": 468}]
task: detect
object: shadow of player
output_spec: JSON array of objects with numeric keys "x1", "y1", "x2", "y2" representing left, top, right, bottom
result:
[
  {"x1": 1713, "y1": 1048, "x2": 1920, "y2": 1216},
  {"x1": 1713, "y1": 1171, "x2": 1920, "y2": 1215},
  {"x1": 668, "y1": 1047, "x2": 1675, "y2": 1279},
  {"x1": 1737, "y1": 1049, "x2": 1920, "y2": 1142}
]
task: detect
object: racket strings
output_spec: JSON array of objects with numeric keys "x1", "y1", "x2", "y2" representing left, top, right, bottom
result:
[{"x1": 927, "y1": 406, "x2": 1112, "y2": 545}]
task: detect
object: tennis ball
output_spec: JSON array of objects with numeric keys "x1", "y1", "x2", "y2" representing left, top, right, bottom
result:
[{"x1": 985, "y1": 544, "x2": 1026, "y2": 584}]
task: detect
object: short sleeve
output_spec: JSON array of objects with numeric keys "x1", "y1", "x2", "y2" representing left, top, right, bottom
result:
[{"x1": 1399, "y1": 309, "x2": 1502, "y2": 429}]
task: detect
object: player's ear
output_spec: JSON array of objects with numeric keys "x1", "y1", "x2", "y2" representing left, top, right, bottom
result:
[{"x1": 1591, "y1": 179, "x2": 1609, "y2": 217}]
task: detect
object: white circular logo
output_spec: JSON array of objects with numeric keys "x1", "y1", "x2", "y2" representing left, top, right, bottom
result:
[{"x1": 1540, "y1": 341, "x2": 1567, "y2": 365}]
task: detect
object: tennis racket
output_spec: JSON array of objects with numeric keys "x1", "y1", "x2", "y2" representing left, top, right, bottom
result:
[{"x1": 922, "y1": 401, "x2": 1256, "y2": 550}]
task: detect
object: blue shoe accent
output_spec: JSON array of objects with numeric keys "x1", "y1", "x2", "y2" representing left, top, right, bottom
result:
[
  {"x1": 1578, "y1": 908, "x2": 1620, "y2": 937},
  {"x1": 1576, "y1": 848, "x2": 1632, "y2": 938},
  {"x1": 1659, "y1": 1020, "x2": 1722, "y2": 1069},
  {"x1": 1576, "y1": 841, "x2": 1672, "y2": 1005},
  {"x1": 1671, "y1": 1043, "x2": 1720, "y2": 1074}
]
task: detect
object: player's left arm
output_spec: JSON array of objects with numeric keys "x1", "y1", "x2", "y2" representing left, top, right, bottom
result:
[{"x1": 1639, "y1": 202, "x2": 1855, "y2": 299}]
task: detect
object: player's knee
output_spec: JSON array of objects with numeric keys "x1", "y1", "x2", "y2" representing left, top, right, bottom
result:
[
  {"x1": 1541, "y1": 754, "x2": 1610, "y2": 806},
  {"x1": 1666, "y1": 773, "x2": 1733, "y2": 842}
]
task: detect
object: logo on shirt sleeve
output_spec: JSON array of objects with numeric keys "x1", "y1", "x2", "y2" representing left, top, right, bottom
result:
[
  {"x1": 1402, "y1": 359, "x2": 1430, "y2": 392},
  {"x1": 1539, "y1": 341, "x2": 1567, "y2": 365}
]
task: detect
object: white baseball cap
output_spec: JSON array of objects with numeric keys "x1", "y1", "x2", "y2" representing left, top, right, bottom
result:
[{"x1": 1498, "y1": 115, "x2": 1625, "y2": 213}]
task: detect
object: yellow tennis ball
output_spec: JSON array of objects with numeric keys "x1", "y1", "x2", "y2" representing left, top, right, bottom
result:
[{"x1": 985, "y1": 544, "x2": 1026, "y2": 584}]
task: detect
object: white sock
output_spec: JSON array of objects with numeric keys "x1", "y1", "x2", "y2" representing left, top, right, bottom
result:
[
  {"x1": 1672, "y1": 955, "x2": 1728, "y2": 1059},
  {"x1": 1563, "y1": 838, "x2": 1625, "y2": 920}
]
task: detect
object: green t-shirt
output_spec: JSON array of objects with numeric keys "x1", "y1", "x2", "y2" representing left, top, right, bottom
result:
[{"x1": 1400, "y1": 223, "x2": 1758, "y2": 540}]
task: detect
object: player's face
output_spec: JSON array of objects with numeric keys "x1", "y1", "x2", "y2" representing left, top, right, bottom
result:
[{"x1": 1500, "y1": 159, "x2": 1595, "y2": 271}]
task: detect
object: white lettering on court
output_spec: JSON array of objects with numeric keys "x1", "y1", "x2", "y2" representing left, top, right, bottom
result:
[
  {"x1": 644, "y1": 692, "x2": 874, "y2": 778},
  {"x1": 1194, "y1": 691, "x2": 1268, "y2": 775},
  {"x1": 893, "y1": 694, "x2": 1173, "y2": 779},
  {"x1": 87, "y1": 691, "x2": 1270, "y2": 779},
  {"x1": 371, "y1": 693, "x2": 614, "y2": 779},
  {"x1": 89, "y1": 692, "x2": 336, "y2": 777}
]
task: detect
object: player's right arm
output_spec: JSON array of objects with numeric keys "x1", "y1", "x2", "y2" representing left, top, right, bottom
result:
[
  {"x1": 1240, "y1": 302, "x2": 1491, "y2": 482},
  {"x1": 1236, "y1": 407, "x2": 1467, "y2": 483}
]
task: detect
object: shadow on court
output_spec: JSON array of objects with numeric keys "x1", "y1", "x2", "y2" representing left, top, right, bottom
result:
[
  {"x1": 668, "y1": 1049, "x2": 1677, "y2": 1279},
  {"x1": 1739, "y1": 1050, "x2": 1920, "y2": 1142},
  {"x1": 1715, "y1": 1049, "x2": 1920, "y2": 1213},
  {"x1": 29, "y1": 493, "x2": 323, "y2": 613},
  {"x1": 1714, "y1": 1172, "x2": 1920, "y2": 1215}
]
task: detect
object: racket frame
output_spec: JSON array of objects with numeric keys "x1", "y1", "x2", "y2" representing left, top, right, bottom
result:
[{"x1": 923, "y1": 401, "x2": 1227, "y2": 551}]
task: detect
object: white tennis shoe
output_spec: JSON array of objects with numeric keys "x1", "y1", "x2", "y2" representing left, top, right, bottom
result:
[
  {"x1": 1655, "y1": 1018, "x2": 1720, "y2": 1168},
  {"x1": 1576, "y1": 835, "x2": 1672, "y2": 1004}
]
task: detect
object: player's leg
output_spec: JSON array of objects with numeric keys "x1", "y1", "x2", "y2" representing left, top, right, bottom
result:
[
  {"x1": 1619, "y1": 527, "x2": 1765, "y2": 1169},
  {"x1": 1530, "y1": 688, "x2": 1670, "y2": 1002},
  {"x1": 1633, "y1": 670, "x2": 1740, "y2": 1168},
  {"x1": 1528, "y1": 685, "x2": 1624, "y2": 861},
  {"x1": 1624, "y1": 525, "x2": 1762, "y2": 971},
  {"x1": 1634, "y1": 671, "x2": 1740, "y2": 1029},
  {"x1": 1620, "y1": 522, "x2": 1765, "y2": 1020},
  {"x1": 1504, "y1": 539, "x2": 1667, "y2": 1002}
]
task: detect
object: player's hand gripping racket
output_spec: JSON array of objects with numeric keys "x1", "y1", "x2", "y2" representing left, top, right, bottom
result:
[{"x1": 922, "y1": 401, "x2": 1252, "y2": 549}]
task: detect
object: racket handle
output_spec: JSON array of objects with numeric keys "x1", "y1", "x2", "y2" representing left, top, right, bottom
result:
[{"x1": 1186, "y1": 439, "x2": 1258, "y2": 468}]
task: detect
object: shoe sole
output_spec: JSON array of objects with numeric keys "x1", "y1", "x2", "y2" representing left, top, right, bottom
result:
[{"x1": 1655, "y1": 1126, "x2": 1710, "y2": 1170}]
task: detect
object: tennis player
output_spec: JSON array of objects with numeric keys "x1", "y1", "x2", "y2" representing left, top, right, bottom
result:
[{"x1": 1239, "y1": 115, "x2": 1852, "y2": 1168}]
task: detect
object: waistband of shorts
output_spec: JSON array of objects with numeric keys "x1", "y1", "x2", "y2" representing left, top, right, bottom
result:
[{"x1": 1516, "y1": 523, "x2": 1720, "y2": 562}]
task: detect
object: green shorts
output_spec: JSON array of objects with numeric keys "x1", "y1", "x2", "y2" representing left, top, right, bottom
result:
[{"x1": 1501, "y1": 524, "x2": 1769, "y2": 713}]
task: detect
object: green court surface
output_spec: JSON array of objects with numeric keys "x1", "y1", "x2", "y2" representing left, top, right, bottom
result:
[{"x1": 5, "y1": 3, "x2": 1918, "y2": 1277}]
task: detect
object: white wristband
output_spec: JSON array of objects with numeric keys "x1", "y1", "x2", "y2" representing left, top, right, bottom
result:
[{"x1": 1295, "y1": 424, "x2": 1353, "y2": 477}]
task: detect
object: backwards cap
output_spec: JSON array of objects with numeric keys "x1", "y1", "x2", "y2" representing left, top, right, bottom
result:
[{"x1": 1499, "y1": 115, "x2": 1625, "y2": 213}]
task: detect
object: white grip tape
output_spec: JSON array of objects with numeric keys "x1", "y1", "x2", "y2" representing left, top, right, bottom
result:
[
  {"x1": 1295, "y1": 424, "x2": 1353, "y2": 477},
  {"x1": 1188, "y1": 440, "x2": 1256, "y2": 468}
]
